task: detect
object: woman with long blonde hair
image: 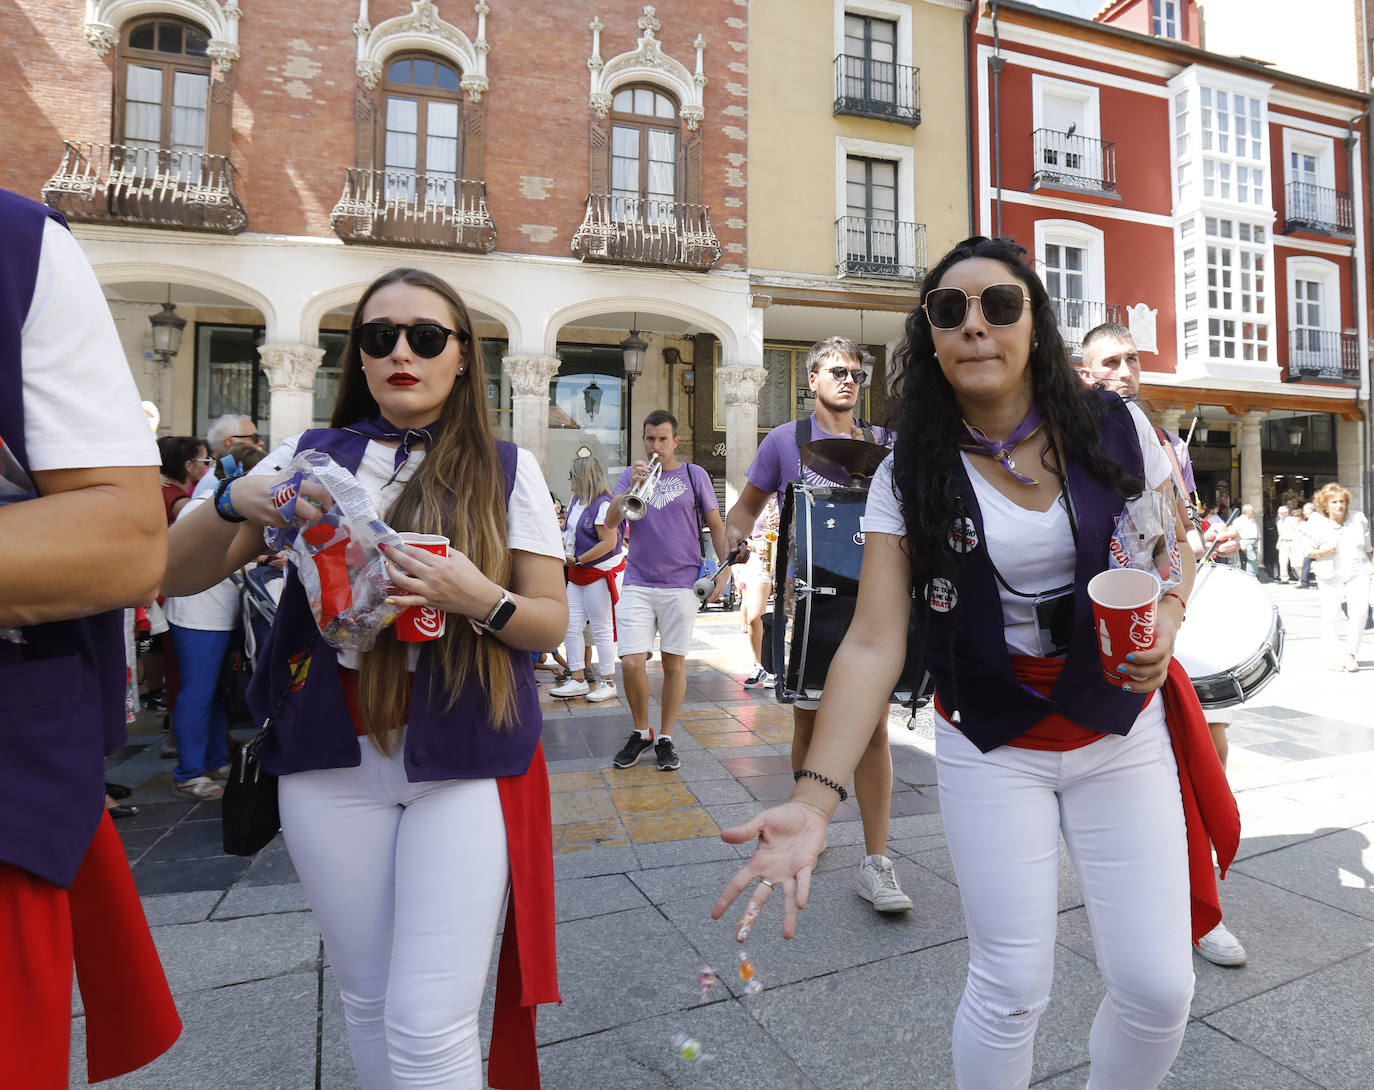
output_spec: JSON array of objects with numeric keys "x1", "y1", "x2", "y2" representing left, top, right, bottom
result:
[
  {"x1": 1306, "y1": 482, "x2": 1372, "y2": 672},
  {"x1": 163, "y1": 268, "x2": 566, "y2": 1089},
  {"x1": 551, "y1": 452, "x2": 626, "y2": 701}
]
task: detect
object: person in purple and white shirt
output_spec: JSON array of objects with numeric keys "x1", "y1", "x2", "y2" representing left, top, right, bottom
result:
[
  {"x1": 724, "y1": 336, "x2": 912, "y2": 914},
  {"x1": 607, "y1": 410, "x2": 728, "y2": 773}
]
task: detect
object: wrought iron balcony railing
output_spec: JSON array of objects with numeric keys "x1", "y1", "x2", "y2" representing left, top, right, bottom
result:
[
  {"x1": 1286, "y1": 329, "x2": 1360, "y2": 384},
  {"x1": 836, "y1": 217, "x2": 927, "y2": 281},
  {"x1": 1283, "y1": 181, "x2": 1354, "y2": 237},
  {"x1": 42, "y1": 141, "x2": 246, "y2": 233},
  {"x1": 1032, "y1": 129, "x2": 1117, "y2": 195},
  {"x1": 571, "y1": 194, "x2": 721, "y2": 270},
  {"x1": 833, "y1": 55, "x2": 920, "y2": 126},
  {"x1": 330, "y1": 169, "x2": 496, "y2": 252},
  {"x1": 1051, "y1": 298, "x2": 1124, "y2": 356}
]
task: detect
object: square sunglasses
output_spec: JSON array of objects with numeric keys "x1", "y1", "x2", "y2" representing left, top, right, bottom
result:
[{"x1": 922, "y1": 284, "x2": 1030, "y2": 330}]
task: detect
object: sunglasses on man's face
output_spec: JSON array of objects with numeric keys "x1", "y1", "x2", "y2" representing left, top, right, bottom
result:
[
  {"x1": 353, "y1": 321, "x2": 470, "y2": 360},
  {"x1": 922, "y1": 284, "x2": 1029, "y2": 330},
  {"x1": 819, "y1": 366, "x2": 868, "y2": 385},
  {"x1": 229, "y1": 433, "x2": 262, "y2": 445}
]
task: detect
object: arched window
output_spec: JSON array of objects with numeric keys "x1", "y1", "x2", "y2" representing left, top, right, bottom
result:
[
  {"x1": 380, "y1": 54, "x2": 463, "y2": 203},
  {"x1": 117, "y1": 18, "x2": 211, "y2": 172},
  {"x1": 609, "y1": 84, "x2": 679, "y2": 214}
]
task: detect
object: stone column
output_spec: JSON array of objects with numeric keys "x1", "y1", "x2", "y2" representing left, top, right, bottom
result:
[
  {"x1": 1239, "y1": 409, "x2": 1265, "y2": 565},
  {"x1": 258, "y1": 343, "x2": 326, "y2": 446},
  {"x1": 1155, "y1": 408, "x2": 1183, "y2": 438},
  {"x1": 504, "y1": 354, "x2": 561, "y2": 473},
  {"x1": 716, "y1": 364, "x2": 767, "y2": 510}
]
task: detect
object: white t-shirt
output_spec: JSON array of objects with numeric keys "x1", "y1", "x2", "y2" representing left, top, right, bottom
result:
[
  {"x1": 163, "y1": 492, "x2": 241, "y2": 630},
  {"x1": 251, "y1": 434, "x2": 564, "y2": 668},
  {"x1": 863, "y1": 402, "x2": 1172, "y2": 655},
  {"x1": 21, "y1": 219, "x2": 157, "y2": 472},
  {"x1": 565, "y1": 497, "x2": 623, "y2": 570}
]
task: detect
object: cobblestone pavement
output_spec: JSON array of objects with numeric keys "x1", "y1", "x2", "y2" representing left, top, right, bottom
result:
[{"x1": 79, "y1": 579, "x2": 1374, "y2": 1089}]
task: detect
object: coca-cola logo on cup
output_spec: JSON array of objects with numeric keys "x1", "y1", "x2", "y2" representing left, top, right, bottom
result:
[
  {"x1": 1128, "y1": 609, "x2": 1155, "y2": 648},
  {"x1": 413, "y1": 607, "x2": 444, "y2": 638}
]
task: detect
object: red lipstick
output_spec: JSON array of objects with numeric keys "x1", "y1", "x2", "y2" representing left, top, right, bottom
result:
[{"x1": 387, "y1": 373, "x2": 418, "y2": 386}]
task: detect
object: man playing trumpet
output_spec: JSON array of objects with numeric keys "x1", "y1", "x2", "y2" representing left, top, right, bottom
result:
[{"x1": 608, "y1": 410, "x2": 728, "y2": 772}]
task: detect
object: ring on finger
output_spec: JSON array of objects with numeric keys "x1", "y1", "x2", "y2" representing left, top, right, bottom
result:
[{"x1": 759, "y1": 878, "x2": 776, "y2": 890}]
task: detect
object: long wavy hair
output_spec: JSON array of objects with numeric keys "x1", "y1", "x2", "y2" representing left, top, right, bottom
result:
[
  {"x1": 890, "y1": 236, "x2": 1143, "y2": 583},
  {"x1": 569, "y1": 454, "x2": 612, "y2": 506},
  {"x1": 330, "y1": 268, "x2": 516, "y2": 753}
]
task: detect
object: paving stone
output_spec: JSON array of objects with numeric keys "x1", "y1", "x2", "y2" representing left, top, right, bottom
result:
[
  {"x1": 907, "y1": 839, "x2": 1084, "y2": 913},
  {"x1": 551, "y1": 844, "x2": 641, "y2": 880},
  {"x1": 1206, "y1": 948, "x2": 1374, "y2": 1090},
  {"x1": 318, "y1": 966, "x2": 364, "y2": 1090},
  {"x1": 150, "y1": 914, "x2": 321, "y2": 995},
  {"x1": 629, "y1": 858, "x2": 747, "y2": 905},
  {"x1": 139, "y1": 890, "x2": 222, "y2": 926},
  {"x1": 686, "y1": 776, "x2": 755, "y2": 804},
  {"x1": 555, "y1": 873, "x2": 649, "y2": 922},
  {"x1": 237, "y1": 842, "x2": 297, "y2": 885},
  {"x1": 633, "y1": 836, "x2": 740, "y2": 869},
  {"x1": 1270, "y1": 773, "x2": 1374, "y2": 826},
  {"x1": 1232, "y1": 821, "x2": 1374, "y2": 921},
  {"x1": 131, "y1": 855, "x2": 251, "y2": 897},
  {"x1": 213, "y1": 882, "x2": 312, "y2": 919},
  {"x1": 70, "y1": 971, "x2": 319, "y2": 1090},
  {"x1": 138, "y1": 818, "x2": 233, "y2": 863}
]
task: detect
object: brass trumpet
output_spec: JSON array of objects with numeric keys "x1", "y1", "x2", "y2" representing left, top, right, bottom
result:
[{"x1": 616, "y1": 453, "x2": 661, "y2": 521}]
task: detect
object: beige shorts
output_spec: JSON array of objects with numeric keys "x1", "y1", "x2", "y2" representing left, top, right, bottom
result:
[{"x1": 617, "y1": 585, "x2": 700, "y2": 657}]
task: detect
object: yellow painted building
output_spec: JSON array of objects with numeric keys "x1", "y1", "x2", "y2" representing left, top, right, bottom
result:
[{"x1": 745, "y1": 0, "x2": 972, "y2": 427}]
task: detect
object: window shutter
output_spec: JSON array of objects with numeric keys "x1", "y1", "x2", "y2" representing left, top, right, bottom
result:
[
  {"x1": 206, "y1": 73, "x2": 233, "y2": 157},
  {"x1": 589, "y1": 116, "x2": 609, "y2": 194},
  {"x1": 681, "y1": 129, "x2": 702, "y2": 206},
  {"x1": 355, "y1": 85, "x2": 376, "y2": 170},
  {"x1": 463, "y1": 97, "x2": 485, "y2": 181}
]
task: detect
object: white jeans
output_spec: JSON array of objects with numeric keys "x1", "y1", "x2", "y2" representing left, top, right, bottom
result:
[
  {"x1": 936, "y1": 700, "x2": 1193, "y2": 1090},
  {"x1": 279, "y1": 736, "x2": 508, "y2": 1090},
  {"x1": 1318, "y1": 573, "x2": 1371, "y2": 659},
  {"x1": 564, "y1": 573, "x2": 620, "y2": 676}
]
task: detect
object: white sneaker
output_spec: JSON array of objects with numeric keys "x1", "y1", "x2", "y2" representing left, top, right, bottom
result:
[
  {"x1": 585, "y1": 681, "x2": 617, "y2": 703},
  {"x1": 856, "y1": 855, "x2": 912, "y2": 913},
  {"x1": 550, "y1": 678, "x2": 590, "y2": 698},
  {"x1": 1195, "y1": 922, "x2": 1247, "y2": 966}
]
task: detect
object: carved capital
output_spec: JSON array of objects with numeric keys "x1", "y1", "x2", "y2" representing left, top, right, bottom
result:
[
  {"x1": 475, "y1": 0, "x2": 490, "y2": 14},
  {"x1": 259, "y1": 344, "x2": 326, "y2": 393},
  {"x1": 223, "y1": 0, "x2": 242, "y2": 21},
  {"x1": 589, "y1": 91, "x2": 612, "y2": 119},
  {"x1": 679, "y1": 104, "x2": 704, "y2": 131},
  {"x1": 207, "y1": 40, "x2": 240, "y2": 70},
  {"x1": 356, "y1": 59, "x2": 382, "y2": 88},
  {"x1": 637, "y1": 5, "x2": 661, "y2": 35},
  {"x1": 718, "y1": 365, "x2": 768, "y2": 407},
  {"x1": 504, "y1": 355, "x2": 561, "y2": 398},
  {"x1": 460, "y1": 73, "x2": 489, "y2": 102},
  {"x1": 84, "y1": 22, "x2": 117, "y2": 55},
  {"x1": 352, "y1": 19, "x2": 371, "y2": 36}
]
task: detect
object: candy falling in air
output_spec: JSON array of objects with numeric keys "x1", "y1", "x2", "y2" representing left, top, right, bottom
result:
[
  {"x1": 671, "y1": 1032, "x2": 712, "y2": 1062},
  {"x1": 736, "y1": 949, "x2": 762, "y2": 992},
  {"x1": 696, "y1": 967, "x2": 717, "y2": 1001},
  {"x1": 744, "y1": 978, "x2": 763, "y2": 995}
]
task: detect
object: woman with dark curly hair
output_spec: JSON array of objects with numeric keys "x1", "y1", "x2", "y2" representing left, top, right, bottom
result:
[{"x1": 715, "y1": 237, "x2": 1239, "y2": 1089}]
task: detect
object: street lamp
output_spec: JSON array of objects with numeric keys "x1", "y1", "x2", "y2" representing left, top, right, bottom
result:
[
  {"x1": 149, "y1": 299, "x2": 186, "y2": 364},
  {"x1": 583, "y1": 378, "x2": 603, "y2": 419},
  {"x1": 620, "y1": 316, "x2": 648, "y2": 450}
]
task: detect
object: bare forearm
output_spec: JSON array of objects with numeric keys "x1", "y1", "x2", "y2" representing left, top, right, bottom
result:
[
  {"x1": 162, "y1": 497, "x2": 265, "y2": 596},
  {"x1": 0, "y1": 475, "x2": 166, "y2": 625}
]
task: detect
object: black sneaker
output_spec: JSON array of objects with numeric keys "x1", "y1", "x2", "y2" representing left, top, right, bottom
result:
[
  {"x1": 743, "y1": 665, "x2": 775, "y2": 689},
  {"x1": 612, "y1": 731, "x2": 654, "y2": 768},
  {"x1": 655, "y1": 736, "x2": 681, "y2": 772}
]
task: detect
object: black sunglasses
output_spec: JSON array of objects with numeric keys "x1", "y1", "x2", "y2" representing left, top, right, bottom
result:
[
  {"x1": 922, "y1": 284, "x2": 1029, "y2": 330},
  {"x1": 820, "y1": 365, "x2": 868, "y2": 385},
  {"x1": 229, "y1": 432, "x2": 262, "y2": 444},
  {"x1": 353, "y1": 321, "x2": 470, "y2": 360}
]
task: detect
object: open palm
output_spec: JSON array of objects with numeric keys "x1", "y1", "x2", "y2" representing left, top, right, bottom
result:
[{"x1": 711, "y1": 799, "x2": 830, "y2": 940}]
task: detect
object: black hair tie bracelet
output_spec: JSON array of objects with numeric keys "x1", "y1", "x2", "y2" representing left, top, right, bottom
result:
[{"x1": 793, "y1": 768, "x2": 848, "y2": 802}]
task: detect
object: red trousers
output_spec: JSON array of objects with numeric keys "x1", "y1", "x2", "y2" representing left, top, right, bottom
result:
[{"x1": 0, "y1": 812, "x2": 180, "y2": 1087}]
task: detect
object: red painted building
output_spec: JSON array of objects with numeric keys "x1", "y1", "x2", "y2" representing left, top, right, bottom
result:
[{"x1": 971, "y1": 0, "x2": 1371, "y2": 522}]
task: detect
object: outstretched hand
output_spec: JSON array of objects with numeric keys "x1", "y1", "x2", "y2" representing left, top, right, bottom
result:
[{"x1": 711, "y1": 800, "x2": 830, "y2": 940}]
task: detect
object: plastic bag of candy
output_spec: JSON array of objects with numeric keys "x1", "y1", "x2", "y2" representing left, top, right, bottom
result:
[
  {"x1": 263, "y1": 451, "x2": 404, "y2": 650},
  {"x1": 1109, "y1": 489, "x2": 1182, "y2": 594}
]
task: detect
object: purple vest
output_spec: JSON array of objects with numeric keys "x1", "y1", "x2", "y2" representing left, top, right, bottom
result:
[
  {"x1": 245, "y1": 429, "x2": 541, "y2": 780},
  {"x1": 0, "y1": 189, "x2": 129, "y2": 887},
  {"x1": 923, "y1": 392, "x2": 1149, "y2": 753},
  {"x1": 573, "y1": 492, "x2": 621, "y2": 558}
]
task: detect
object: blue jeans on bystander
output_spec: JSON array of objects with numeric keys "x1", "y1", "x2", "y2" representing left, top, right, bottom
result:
[{"x1": 168, "y1": 624, "x2": 232, "y2": 783}]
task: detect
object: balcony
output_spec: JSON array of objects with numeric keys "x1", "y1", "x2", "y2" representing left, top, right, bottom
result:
[
  {"x1": 1283, "y1": 181, "x2": 1354, "y2": 237},
  {"x1": 836, "y1": 217, "x2": 927, "y2": 281},
  {"x1": 833, "y1": 56, "x2": 920, "y2": 126},
  {"x1": 1031, "y1": 129, "x2": 1117, "y2": 195},
  {"x1": 571, "y1": 194, "x2": 720, "y2": 270},
  {"x1": 42, "y1": 141, "x2": 246, "y2": 233},
  {"x1": 1286, "y1": 329, "x2": 1360, "y2": 384},
  {"x1": 1051, "y1": 298, "x2": 1123, "y2": 356},
  {"x1": 330, "y1": 169, "x2": 496, "y2": 252}
]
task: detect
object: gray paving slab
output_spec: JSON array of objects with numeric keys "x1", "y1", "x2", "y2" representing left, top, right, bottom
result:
[
  {"x1": 1269, "y1": 771, "x2": 1374, "y2": 826},
  {"x1": 533, "y1": 1000, "x2": 818, "y2": 1090},
  {"x1": 70, "y1": 971, "x2": 319, "y2": 1090},
  {"x1": 1230, "y1": 784, "x2": 1356, "y2": 860},
  {"x1": 555, "y1": 873, "x2": 650, "y2": 922},
  {"x1": 551, "y1": 844, "x2": 641, "y2": 880},
  {"x1": 138, "y1": 890, "x2": 222, "y2": 926},
  {"x1": 1054, "y1": 869, "x2": 1374, "y2": 1019},
  {"x1": 629, "y1": 859, "x2": 748, "y2": 906},
  {"x1": 1205, "y1": 948, "x2": 1374, "y2": 1090},
  {"x1": 212, "y1": 881, "x2": 312, "y2": 919},
  {"x1": 150, "y1": 913, "x2": 321, "y2": 995},
  {"x1": 319, "y1": 967, "x2": 364, "y2": 1090},
  {"x1": 685, "y1": 776, "x2": 757, "y2": 804},
  {"x1": 634, "y1": 836, "x2": 742, "y2": 869},
  {"x1": 1231, "y1": 820, "x2": 1374, "y2": 921},
  {"x1": 907, "y1": 840, "x2": 1085, "y2": 914}
]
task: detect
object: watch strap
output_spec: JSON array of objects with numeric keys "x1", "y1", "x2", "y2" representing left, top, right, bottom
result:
[{"x1": 213, "y1": 476, "x2": 247, "y2": 523}]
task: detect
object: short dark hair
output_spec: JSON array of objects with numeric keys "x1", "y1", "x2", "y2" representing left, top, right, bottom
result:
[
  {"x1": 157, "y1": 435, "x2": 205, "y2": 483},
  {"x1": 642, "y1": 409, "x2": 679, "y2": 436},
  {"x1": 806, "y1": 336, "x2": 865, "y2": 371},
  {"x1": 1081, "y1": 322, "x2": 1134, "y2": 355}
]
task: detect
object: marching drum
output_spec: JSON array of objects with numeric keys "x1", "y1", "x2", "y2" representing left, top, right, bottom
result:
[
  {"x1": 771, "y1": 481, "x2": 928, "y2": 704},
  {"x1": 1172, "y1": 563, "x2": 1284, "y2": 708}
]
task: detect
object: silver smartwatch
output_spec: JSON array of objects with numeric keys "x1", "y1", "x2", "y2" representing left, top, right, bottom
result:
[{"x1": 479, "y1": 589, "x2": 517, "y2": 632}]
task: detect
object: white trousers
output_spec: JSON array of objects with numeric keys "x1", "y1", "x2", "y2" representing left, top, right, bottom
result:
[
  {"x1": 279, "y1": 737, "x2": 508, "y2": 1090},
  {"x1": 564, "y1": 573, "x2": 619, "y2": 675},
  {"x1": 936, "y1": 700, "x2": 1193, "y2": 1090},
  {"x1": 1318, "y1": 573, "x2": 1371, "y2": 658}
]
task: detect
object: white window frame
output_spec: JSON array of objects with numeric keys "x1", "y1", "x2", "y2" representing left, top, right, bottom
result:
[
  {"x1": 835, "y1": 136, "x2": 915, "y2": 276},
  {"x1": 1035, "y1": 220, "x2": 1106, "y2": 349},
  {"x1": 834, "y1": 0, "x2": 912, "y2": 70},
  {"x1": 1280, "y1": 128, "x2": 1336, "y2": 221},
  {"x1": 1152, "y1": 0, "x2": 1180, "y2": 39},
  {"x1": 1031, "y1": 74, "x2": 1102, "y2": 142},
  {"x1": 1204, "y1": 216, "x2": 1271, "y2": 364},
  {"x1": 1286, "y1": 255, "x2": 1340, "y2": 367}
]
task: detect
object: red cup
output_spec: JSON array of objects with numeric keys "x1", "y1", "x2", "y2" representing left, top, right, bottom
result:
[
  {"x1": 394, "y1": 532, "x2": 449, "y2": 642},
  {"x1": 1086, "y1": 568, "x2": 1160, "y2": 685}
]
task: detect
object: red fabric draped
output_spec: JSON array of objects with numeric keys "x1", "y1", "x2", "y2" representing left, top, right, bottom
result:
[{"x1": 567, "y1": 558, "x2": 625, "y2": 640}]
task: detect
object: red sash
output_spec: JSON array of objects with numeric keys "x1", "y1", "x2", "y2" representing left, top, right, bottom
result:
[{"x1": 567, "y1": 557, "x2": 625, "y2": 640}]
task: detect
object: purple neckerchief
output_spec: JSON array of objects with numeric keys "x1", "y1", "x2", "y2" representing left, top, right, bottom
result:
[
  {"x1": 959, "y1": 408, "x2": 1043, "y2": 486},
  {"x1": 342, "y1": 415, "x2": 440, "y2": 484}
]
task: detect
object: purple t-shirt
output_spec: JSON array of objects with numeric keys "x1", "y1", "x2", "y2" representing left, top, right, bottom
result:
[
  {"x1": 615, "y1": 462, "x2": 718, "y2": 588},
  {"x1": 746, "y1": 413, "x2": 893, "y2": 504}
]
